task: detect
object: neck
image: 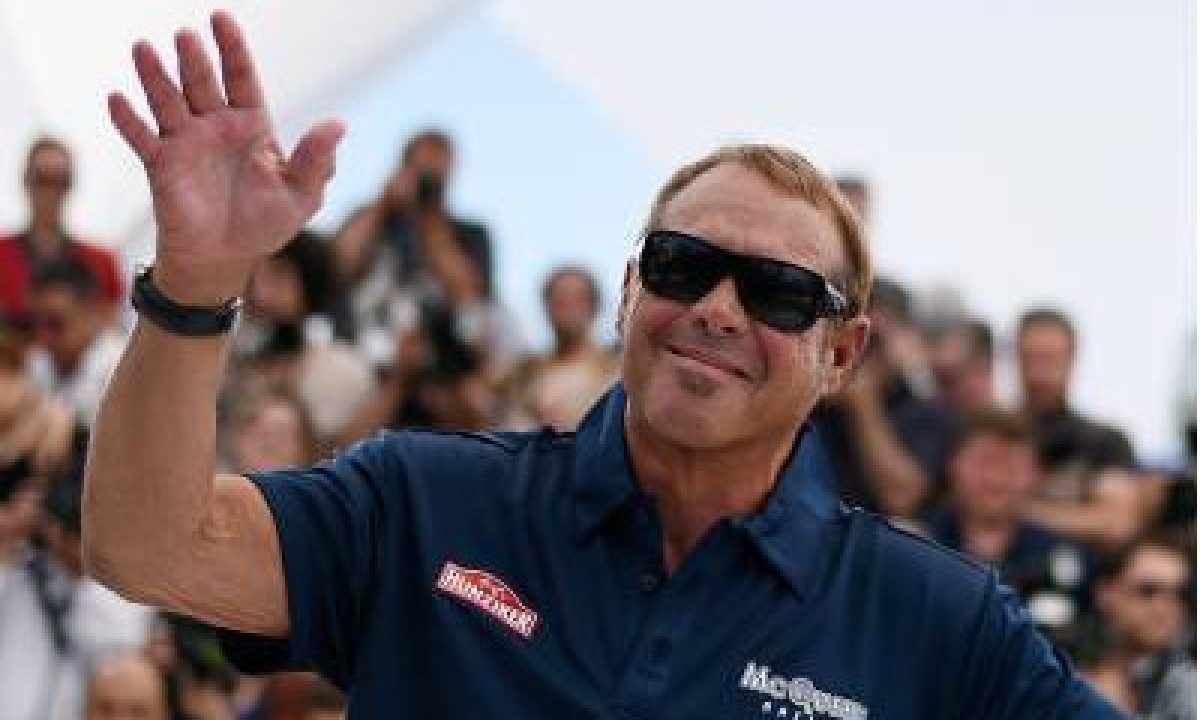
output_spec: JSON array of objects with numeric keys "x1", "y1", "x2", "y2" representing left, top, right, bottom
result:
[
  {"x1": 958, "y1": 512, "x2": 1016, "y2": 561},
  {"x1": 625, "y1": 408, "x2": 796, "y2": 573},
  {"x1": 553, "y1": 333, "x2": 592, "y2": 360},
  {"x1": 1026, "y1": 397, "x2": 1068, "y2": 418},
  {"x1": 25, "y1": 219, "x2": 64, "y2": 257},
  {"x1": 1102, "y1": 645, "x2": 1152, "y2": 673}
]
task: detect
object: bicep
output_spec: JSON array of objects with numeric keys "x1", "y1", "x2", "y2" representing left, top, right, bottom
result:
[{"x1": 157, "y1": 473, "x2": 289, "y2": 637}]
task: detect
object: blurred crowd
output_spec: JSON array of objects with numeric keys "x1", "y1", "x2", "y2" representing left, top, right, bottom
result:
[{"x1": 0, "y1": 134, "x2": 1193, "y2": 719}]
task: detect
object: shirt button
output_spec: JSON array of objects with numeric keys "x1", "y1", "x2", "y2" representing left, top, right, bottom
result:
[{"x1": 638, "y1": 572, "x2": 660, "y2": 593}]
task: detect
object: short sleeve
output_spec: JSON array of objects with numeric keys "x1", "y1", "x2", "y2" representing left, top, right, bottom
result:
[
  {"x1": 220, "y1": 432, "x2": 407, "y2": 688},
  {"x1": 952, "y1": 573, "x2": 1130, "y2": 719}
]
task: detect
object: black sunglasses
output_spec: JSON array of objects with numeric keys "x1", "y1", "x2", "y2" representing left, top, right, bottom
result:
[{"x1": 638, "y1": 229, "x2": 851, "y2": 333}]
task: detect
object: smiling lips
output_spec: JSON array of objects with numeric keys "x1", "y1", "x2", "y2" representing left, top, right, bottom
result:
[{"x1": 666, "y1": 342, "x2": 752, "y2": 380}]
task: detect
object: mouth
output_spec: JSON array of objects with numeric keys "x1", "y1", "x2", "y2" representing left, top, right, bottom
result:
[{"x1": 665, "y1": 342, "x2": 751, "y2": 381}]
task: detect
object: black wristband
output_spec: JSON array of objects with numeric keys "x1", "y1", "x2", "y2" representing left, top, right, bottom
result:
[{"x1": 131, "y1": 265, "x2": 242, "y2": 337}]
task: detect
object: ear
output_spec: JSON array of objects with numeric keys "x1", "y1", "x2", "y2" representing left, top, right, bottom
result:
[
  {"x1": 615, "y1": 259, "x2": 637, "y2": 339},
  {"x1": 822, "y1": 315, "x2": 871, "y2": 395}
]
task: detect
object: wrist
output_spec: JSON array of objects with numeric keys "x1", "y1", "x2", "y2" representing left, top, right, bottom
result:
[
  {"x1": 152, "y1": 260, "x2": 252, "y2": 307},
  {"x1": 132, "y1": 265, "x2": 244, "y2": 337}
]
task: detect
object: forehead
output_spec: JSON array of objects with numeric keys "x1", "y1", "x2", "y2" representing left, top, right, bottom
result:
[
  {"x1": 656, "y1": 162, "x2": 844, "y2": 277},
  {"x1": 1020, "y1": 322, "x2": 1071, "y2": 347},
  {"x1": 548, "y1": 272, "x2": 591, "y2": 296},
  {"x1": 29, "y1": 146, "x2": 70, "y2": 171},
  {"x1": 406, "y1": 139, "x2": 452, "y2": 166},
  {"x1": 1124, "y1": 547, "x2": 1189, "y2": 580}
]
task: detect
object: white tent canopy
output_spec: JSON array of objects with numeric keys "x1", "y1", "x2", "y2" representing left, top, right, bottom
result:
[{"x1": 0, "y1": 0, "x2": 473, "y2": 239}]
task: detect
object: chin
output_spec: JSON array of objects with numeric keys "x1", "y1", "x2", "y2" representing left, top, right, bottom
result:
[{"x1": 641, "y1": 382, "x2": 744, "y2": 449}]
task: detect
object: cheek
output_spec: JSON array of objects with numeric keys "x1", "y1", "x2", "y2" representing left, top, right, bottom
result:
[
  {"x1": 622, "y1": 289, "x2": 679, "y2": 351},
  {"x1": 758, "y1": 327, "x2": 825, "y2": 395}
]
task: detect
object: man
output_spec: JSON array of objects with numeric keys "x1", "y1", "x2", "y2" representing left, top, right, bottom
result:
[
  {"x1": 26, "y1": 259, "x2": 127, "y2": 427},
  {"x1": 1016, "y1": 308, "x2": 1157, "y2": 550},
  {"x1": 1084, "y1": 536, "x2": 1194, "y2": 719},
  {"x1": 507, "y1": 265, "x2": 618, "y2": 430},
  {"x1": 332, "y1": 129, "x2": 494, "y2": 367},
  {"x1": 84, "y1": 12, "x2": 1123, "y2": 718},
  {"x1": 928, "y1": 317, "x2": 996, "y2": 414},
  {"x1": 84, "y1": 653, "x2": 170, "y2": 720},
  {"x1": 0, "y1": 138, "x2": 125, "y2": 321},
  {"x1": 1017, "y1": 308, "x2": 1136, "y2": 480},
  {"x1": 925, "y1": 408, "x2": 1091, "y2": 644}
]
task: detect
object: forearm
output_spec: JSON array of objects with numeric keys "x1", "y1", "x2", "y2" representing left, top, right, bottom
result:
[
  {"x1": 846, "y1": 399, "x2": 930, "y2": 517},
  {"x1": 83, "y1": 316, "x2": 232, "y2": 595},
  {"x1": 1025, "y1": 482, "x2": 1145, "y2": 550}
]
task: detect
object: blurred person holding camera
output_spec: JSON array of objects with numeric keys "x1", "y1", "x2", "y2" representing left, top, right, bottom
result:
[
  {"x1": 332, "y1": 130, "x2": 493, "y2": 368},
  {"x1": 505, "y1": 265, "x2": 617, "y2": 431},
  {"x1": 1084, "y1": 535, "x2": 1194, "y2": 719},
  {"x1": 0, "y1": 138, "x2": 126, "y2": 324}
]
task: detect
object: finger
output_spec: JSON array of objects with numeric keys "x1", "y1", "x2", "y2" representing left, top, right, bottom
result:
[
  {"x1": 286, "y1": 119, "x2": 346, "y2": 205},
  {"x1": 132, "y1": 40, "x2": 191, "y2": 133},
  {"x1": 211, "y1": 10, "x2": 267, "y2": 110},
  {"x1": 176, "y1": 28, "x2": 225, "y2": 113},
  {"x1": 108, "y1": 92, "x2": 161, "y2": 164}
]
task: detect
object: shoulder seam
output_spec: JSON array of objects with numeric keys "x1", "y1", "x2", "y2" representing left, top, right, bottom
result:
[{"x1": 853, "y1": 509, "x2": 994, "y2": 577}]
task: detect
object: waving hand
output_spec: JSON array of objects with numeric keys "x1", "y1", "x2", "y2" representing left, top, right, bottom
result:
[{"x1": 109, "y1": 11, "x2": 344, "y2": 304}]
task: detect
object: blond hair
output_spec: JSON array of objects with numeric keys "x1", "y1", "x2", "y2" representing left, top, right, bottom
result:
[{"x1": 645, "y1": 144, "x2": 872, "y2": 316}]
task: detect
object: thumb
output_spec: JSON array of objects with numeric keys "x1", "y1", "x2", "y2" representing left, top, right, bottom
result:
[{"x1": 286, "y1": 118, "x2": 345, "y2": 206}]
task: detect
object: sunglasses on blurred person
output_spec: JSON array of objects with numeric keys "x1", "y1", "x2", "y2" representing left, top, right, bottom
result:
[{"x1": 638, "y1": 229, "x2": 851, "y2": 334}]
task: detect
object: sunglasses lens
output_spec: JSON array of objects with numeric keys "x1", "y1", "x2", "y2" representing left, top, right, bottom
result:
[
  {"x1": 640, "y1": 230, "x2": 839, "y2": 334},
  {"x1": 640, "y1": 232, "x2": 722, "y2": 303}
]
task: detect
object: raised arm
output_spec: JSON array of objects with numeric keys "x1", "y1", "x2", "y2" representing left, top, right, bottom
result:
[{"x1": 82, "y1": 11, "x2": 343, "y2": 636}]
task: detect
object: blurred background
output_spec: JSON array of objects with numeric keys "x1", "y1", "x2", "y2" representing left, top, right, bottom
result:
[{"x1": 0, "y1": 1, "x2": 1194, "y2": 719}]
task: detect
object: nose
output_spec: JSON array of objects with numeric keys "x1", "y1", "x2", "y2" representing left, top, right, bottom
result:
[{"x1": 690, "y1": 276, "x2": 750, "y2": 337}]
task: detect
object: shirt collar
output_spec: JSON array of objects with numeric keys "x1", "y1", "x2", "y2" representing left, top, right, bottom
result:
[
  {"x1": 571, "y1": 384, "x2": 845, "y2": 598},
  {"x1": 572, "y1": 384, "x2": 638, "y2": 541}
]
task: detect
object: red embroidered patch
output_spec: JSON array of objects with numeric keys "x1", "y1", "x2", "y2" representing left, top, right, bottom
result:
[{"x1": 435, "y1": 561, "x2": 540, "y2": 639}]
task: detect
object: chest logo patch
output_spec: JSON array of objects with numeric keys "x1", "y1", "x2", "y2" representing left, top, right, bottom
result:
[
  {"x1": 740, "y1": 662, "x2": 869, "y2": 720},
  {"x1": 435, "y1": 561, "x2": 540, "y2": 639}
]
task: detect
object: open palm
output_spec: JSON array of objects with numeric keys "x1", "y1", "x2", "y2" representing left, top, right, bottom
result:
[{"x1": 109, "y1": 12, "x2": 343, "y2": 302}]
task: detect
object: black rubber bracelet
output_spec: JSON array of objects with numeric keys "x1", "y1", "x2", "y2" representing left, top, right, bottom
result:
[{"x1": 131, "y1": 265, "x2": 242, "y2": 337}]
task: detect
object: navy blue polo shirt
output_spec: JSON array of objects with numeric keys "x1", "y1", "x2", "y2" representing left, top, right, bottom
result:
[{"x1": 222, "y1": 385, "x2": 1125, "y2": 719}]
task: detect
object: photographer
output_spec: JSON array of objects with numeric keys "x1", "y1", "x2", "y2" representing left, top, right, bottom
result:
[{"x1": 332, "y1": 130, "x2": 493, "y2": 368}]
